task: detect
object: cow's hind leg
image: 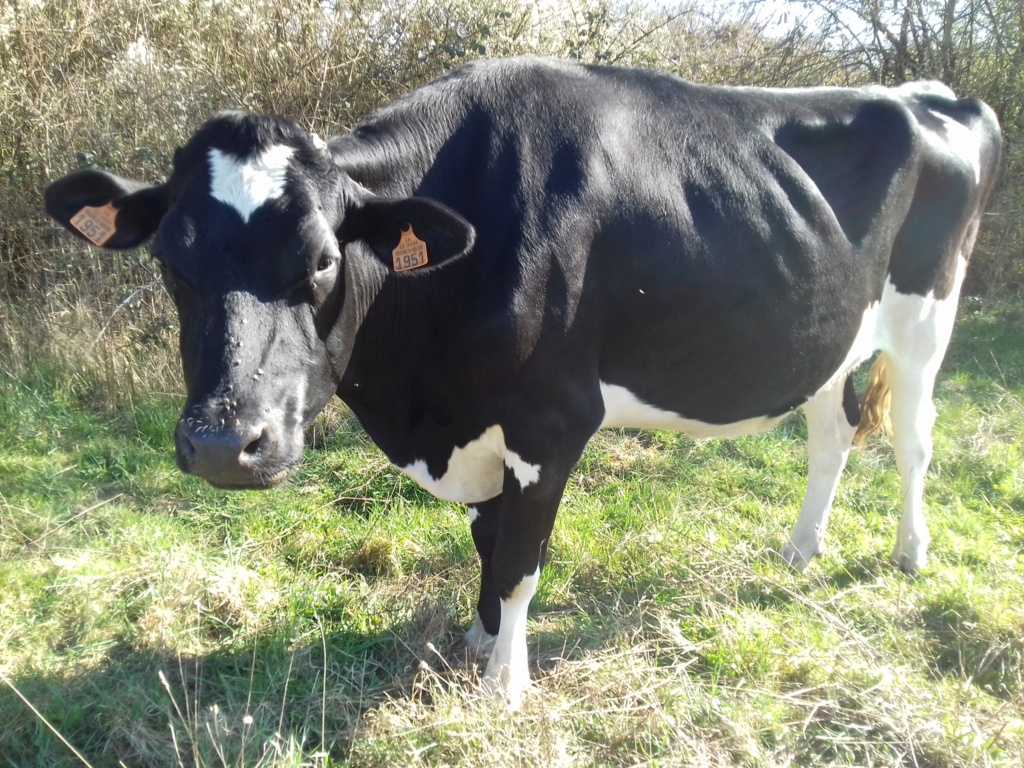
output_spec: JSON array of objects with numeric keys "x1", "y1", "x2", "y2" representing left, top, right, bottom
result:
[
  {"x1": 879, "y1": 260, "x2": 965, "y2": 575},
  {"x1": 466, "y1": 496, "x2": 501, "y2": 659},
  {"x1": 868, "y1": 346, "x2": 948, "y2": 574},
  {"x1": 878, "y1": 351, "x2": 938, "y2": 575},
  {"x1": 782, "y1": 376, "x2": 859, "y2": 569},
  {"x1": 882, "y1": 334, "x2": 953, "y2": 574}
]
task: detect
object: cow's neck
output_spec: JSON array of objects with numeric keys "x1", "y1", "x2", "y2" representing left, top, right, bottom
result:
[
  {"x1": 327, "y1": 110, "x2": 496, "y2": 461},
  {"x1": 336, "y1": 247, "x2": 481, "y2": 465}
]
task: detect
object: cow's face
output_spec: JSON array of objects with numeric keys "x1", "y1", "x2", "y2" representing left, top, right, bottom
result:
[{"x1": 45, "y1": 112, "x2": 474, "y2": 489}]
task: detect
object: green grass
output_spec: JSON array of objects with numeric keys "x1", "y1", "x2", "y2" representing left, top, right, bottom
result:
[{"x1": 1, "y1": 298, "x2": 1023, "y2": 766}]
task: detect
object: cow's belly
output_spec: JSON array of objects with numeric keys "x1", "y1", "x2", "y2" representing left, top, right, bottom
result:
[
  {"x1": 598, "y1": 297, "x2": 883, "y2": 437},
  {"x1": 598, "y1": 382, "x2": 787, "y2": 437}
]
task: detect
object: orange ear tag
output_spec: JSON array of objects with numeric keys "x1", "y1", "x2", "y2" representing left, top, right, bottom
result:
[
  {"x1": 69, "y1": 203, "x2": 118, "y2": 246},
  {"x1": 392, "y1": 225, "x2": 429, "y2": 272}
]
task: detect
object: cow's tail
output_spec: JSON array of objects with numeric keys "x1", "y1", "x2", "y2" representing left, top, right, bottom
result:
[{"x1": 854, "y1": 356, "x2": 891, "y2": 448}]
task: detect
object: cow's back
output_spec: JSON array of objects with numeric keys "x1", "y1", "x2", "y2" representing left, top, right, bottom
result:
[{"x1": 333, "y1": 58, "x2": 997, "y2": 436}]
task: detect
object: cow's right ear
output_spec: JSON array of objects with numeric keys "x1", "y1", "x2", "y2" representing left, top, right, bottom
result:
[
  {"x1": 45, "y1": 170, "x2": 168, "y2": 250},
  {"x1": 342, "y1": 195, "x2": 475, "y2": 272}
]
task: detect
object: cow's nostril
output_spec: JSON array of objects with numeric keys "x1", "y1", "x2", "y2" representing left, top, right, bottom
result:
[
  {"x1": 179, "y1": 431, "x2": 197, "y2": 460},
  {"x1": 243, "y1": 432, "x2": 264, "y2": 455}
]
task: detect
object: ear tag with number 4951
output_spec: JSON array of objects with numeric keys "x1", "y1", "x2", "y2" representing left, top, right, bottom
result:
[
  {"x1": 392, "y1": 225, "x2": 428, "y2": 272},
  {"x1": 69, "y1": 203, "x2": 118, "y2": 246}
]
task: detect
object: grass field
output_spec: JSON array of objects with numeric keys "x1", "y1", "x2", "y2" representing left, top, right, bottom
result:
[{"x1": 1, "y1": 295, "x2": 1022, "y2": 767}]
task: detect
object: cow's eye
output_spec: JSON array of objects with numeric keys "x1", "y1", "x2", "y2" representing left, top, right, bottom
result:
[
  {"x1": 312, "y1": 253, "x2": 340, "y2": 285},
  {"x1": 303, "y1": 252, "x2": 339, "y2": 303}
]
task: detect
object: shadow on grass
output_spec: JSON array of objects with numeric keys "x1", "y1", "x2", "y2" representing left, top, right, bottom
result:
[
  {"x1": 822, "y1": 553, "x2": 890, "y2": 590},
  {"x1": 0, "y1": 600, "x2": 470, "y2": 767},
  {"x1": 5, "y1": 592, "x2": 693, "y2": 766},
  {"x1": 919, "y1": 594, "x2": 1024, "y2": 699}
]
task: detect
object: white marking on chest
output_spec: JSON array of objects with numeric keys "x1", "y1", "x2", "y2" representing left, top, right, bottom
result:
[
  {"x1": 402, "y1": 425, "x2": 541, "y2": 503},
  {"x1": 208, "y1": 145, "x2": 295, "y2": 223},
  {"x1": 504, "y1": 449, "x2": 541, "y2": 489},
  {"x1": 599, "y1": 382, "x2": 784, "y2": 438}
]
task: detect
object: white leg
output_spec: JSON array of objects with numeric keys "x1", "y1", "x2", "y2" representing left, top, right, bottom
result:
[
  {"x1": 483, "y1": 567, "x2": 539, "y2": 709},
  {"x1": 887, "y1": 359, "x2": 939, "y2": 574},
  {"x1": 782, "y1": 379, "x2": 857, "y2": 569},
  {"x1": 878, "y1": 257, "x2": 965, "y2": 574}
]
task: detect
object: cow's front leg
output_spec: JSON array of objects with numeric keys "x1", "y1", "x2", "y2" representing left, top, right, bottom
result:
[
  {"x1": 481, "y1": 441, "x2": 581, "y2": 708},
  {"x1": 466, "y1": 495, "x2": 501, "y2": 659}
]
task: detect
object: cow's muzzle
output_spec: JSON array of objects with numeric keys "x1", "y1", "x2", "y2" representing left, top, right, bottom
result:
[{"x1": 174, "y1": 417, "x2": 292, "y2": 489}]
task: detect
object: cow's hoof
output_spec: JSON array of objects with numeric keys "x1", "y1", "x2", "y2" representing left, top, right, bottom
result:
[
  {"x1": 481, "y1": 663, "x2": 531, "y2": 711},
  {"x1": 779, "y1": 538, "x2": 823, "y2": 572},
  {"x1": 890, "y1": 545, "x2": 926, "y2": 577},
  {"x1": 465, "y1": 615, "x2": 497, "y2": 660}
]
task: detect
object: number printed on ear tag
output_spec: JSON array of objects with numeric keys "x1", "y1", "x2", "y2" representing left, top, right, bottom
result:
[
  {"x1": 69, "y1": 203, "x2": 118, "y2": 246},
  {"x1": 392, "y1": 225, "x2": 428, "y2": 272}
]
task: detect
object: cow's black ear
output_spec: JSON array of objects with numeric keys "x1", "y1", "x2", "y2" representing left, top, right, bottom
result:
[
  {"x1": 344, "y1": 196, "x2": 475, "y2": 271},
  {"x1": 45, "y1": 170, "x2": 168, "y2": 250}
]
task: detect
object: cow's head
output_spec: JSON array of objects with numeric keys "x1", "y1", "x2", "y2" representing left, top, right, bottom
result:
[{"x1": 45, "y1": 111, "x2": 474, "y2": 489}]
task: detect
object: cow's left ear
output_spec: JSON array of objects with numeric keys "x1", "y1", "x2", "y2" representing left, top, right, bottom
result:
[
  {"x1": 344, "y1": 196, "x2": 475, "y2": 271},
  {"x1": 45, "y1": 169, "x2": 168, "y2": 250}
]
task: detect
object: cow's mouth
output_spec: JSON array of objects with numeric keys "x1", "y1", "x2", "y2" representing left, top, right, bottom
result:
[
  {"x1": 174, "y1": 416, "x2": 303, "y2": 490},
  {"x1": 204, "y1": 467, "x2": 293, "y2": 491}
]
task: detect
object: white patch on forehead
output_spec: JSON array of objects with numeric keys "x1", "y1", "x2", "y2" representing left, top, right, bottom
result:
[
  {"x1": 599, "y1": 382, "x2": 784, "y2": 438},
  {"x1": 208, "y1": 144, "x2": 295, "y2": 223},
  {"x1": 402, "y1": 424, "x2": 541, "y2": 503}
]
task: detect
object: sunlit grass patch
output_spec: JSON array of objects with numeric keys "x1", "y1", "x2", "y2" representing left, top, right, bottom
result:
[{"x1": 2, "y1": 303, "x2": 1024, "y2": 765}]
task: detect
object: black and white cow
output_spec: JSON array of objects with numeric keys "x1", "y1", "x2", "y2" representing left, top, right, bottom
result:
[{"x1": 45, "y1": 57, "x2": 1001, "y2": 705}]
